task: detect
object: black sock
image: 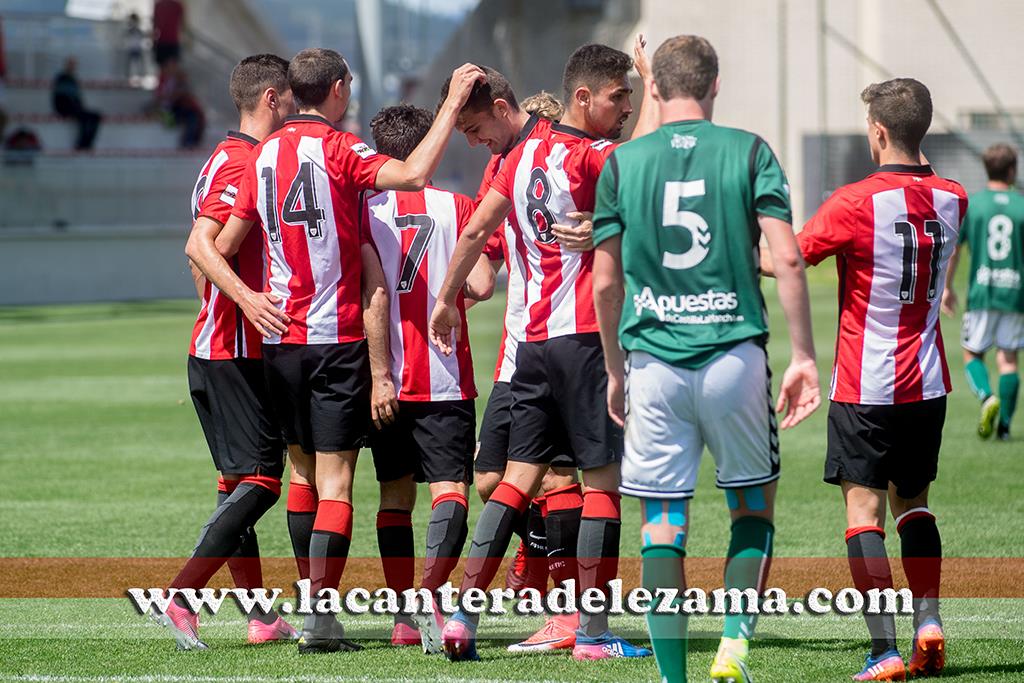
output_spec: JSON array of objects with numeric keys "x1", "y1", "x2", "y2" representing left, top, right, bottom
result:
[
  {"x1": 846, "y1": 528, "x2": 897, "y2": 657},
  {"x1": 423, "y1": 494, "x2": 469, "y2": 591},
  {"x1": 898, "y1": 511, "x2": 942, "y2": 630},
  {"x1": 286, "y1": 481, "x2": 317, "y2": 581},
  {"x1": 523, "y1": 500, "x2": 548, "y2": 591},
  {"x1": 377, "y1": 509, "x2": 415, "y2": 628},
  {"x1": 577, "y1": 490, "x2": 621, "y2": 637},
  {"x1": 544, "y1": 485, "x2": 583, "y2": 593},
  {"x1": 304, "y1": 501, "x2": 352, "y2": 638},
  {"x1": 171, "y1": 483, "x2": 280, "y2": 592}
]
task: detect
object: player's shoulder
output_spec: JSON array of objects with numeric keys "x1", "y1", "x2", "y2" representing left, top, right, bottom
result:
[{"x1": 926, "y1": 172, "x2": 967, "y2": 199}]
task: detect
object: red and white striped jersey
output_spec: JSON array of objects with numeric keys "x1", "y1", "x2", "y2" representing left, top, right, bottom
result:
[
  {"x1": 232, "y1": 115, "x2": 391, "y2": 345},
  {"x1": 799, "y1": 164, "x2": 968, "y2": 405},
  {"x1": 189, "y1": 131, "x2": 264, "y2": 360},
  {"x1": 363, "y1": 187, "x2": 477, "y2": 401},
  {"x1": 490, "y1": 121, "x2": 615, "y2": 341}
]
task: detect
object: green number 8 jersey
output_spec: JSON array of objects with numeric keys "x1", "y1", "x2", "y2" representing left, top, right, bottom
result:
[
  {"x1": 960, "y1": 189, "x2": 1024, "y2": 313},
  {"x1": 592, "y1": 119, "x2": 792, "y2": 369}
]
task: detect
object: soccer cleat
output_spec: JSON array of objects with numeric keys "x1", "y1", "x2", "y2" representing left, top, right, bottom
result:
[
  {"x1": 997, "y1": 423, "x2": 1011, "y2": 441},
  {"x1": 441, "y1": 615, "x2": 480, "y2": 661},
  {"x1": 247, "y1": 615, "x2": 300, "y2": 644},
  {"x1": 907, "y1": 620, "x2": 945, "y2": 678},
  {"x1": 151, "y1": 600, "x2": 208, "y2": 651},
  {"x1": 978, "y1": 395, "x2": 1001, "y2": 439},
  {"x1": 390, "y1": 621, "x2": 421, "y2": 646},
  {"x1": 710, "y1": 637, "x2": 752, "y2": 683},
  {"x1": 505, "y1": 540, "x2": 528, "y2": 592},
  {"x1": 507, "y1": 613, "x2": 578, "y2": 652},
  {"x1": 411, "y1": 598, "x2": 445, "y2": 654},
  {"x1": 571, "y1": 630, "x2": 652, "y2": 660},
  {"x1": 298, "y1": 616, "x2": 363, "y2": 654},
  {"x1": 852, "y1": 650, "x2": 906, "y2": 681}
]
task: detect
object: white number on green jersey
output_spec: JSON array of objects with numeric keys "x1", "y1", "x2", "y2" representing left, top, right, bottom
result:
[
  {"x1": 987, "y1": 214, "x2": 1014, "y2": 261},
  {"x1": 662, "y1": 180, "x2": 711, "y2": 270}
]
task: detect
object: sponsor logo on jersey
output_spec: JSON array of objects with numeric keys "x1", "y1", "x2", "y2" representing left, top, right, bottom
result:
[
  {"x1": 671, "y1": 134, "x2": 697, "y2": 149},
  {"x1": 995, "y1": 193, "x2": 1010, "y2": 205},
  {"x1": 976, "y1": 265, "x2": 1022, "y2": 289},
  {"x1": 219, "y1": 184, "x2": 238, "y2": 206},
  {"x1": 351, "y1": 142, "x2": 377, "y2": 159},
  {"x1": 591, "y1": 139, "x2": 614, "y2": 151},
  {"x1": 633, "y1": 286, "x2": 741, "y2": 324}
]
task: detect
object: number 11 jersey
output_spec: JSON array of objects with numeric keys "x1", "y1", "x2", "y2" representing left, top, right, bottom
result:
[
  {"x1": 799, "y1": 164, "x2": 968, "y2": 405},
  {"x1": 232, "y1": 114, "x2": 392, "y2": 345}
]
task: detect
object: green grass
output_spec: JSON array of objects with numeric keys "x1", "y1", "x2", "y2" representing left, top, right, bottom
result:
[{"x1": 0, "y1": 269, "x2": 1023, "y2": 681}]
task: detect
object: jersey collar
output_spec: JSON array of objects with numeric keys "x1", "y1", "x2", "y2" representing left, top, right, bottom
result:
[
  {"x1": 284, "y1": 114, "x2": 335, "y2": 128},
  {"x1": 503, "y1": 113, "x2": 540, "y2": 156},
  {"x1": 876, "y1": 163, "x2": 933, "y2": 175},
  {"x1": 550, "y1": 121, "x2": 597, "y2": 140},
  {"x1": 226, "y1": 130, "x2": 259, "y2": 146}
]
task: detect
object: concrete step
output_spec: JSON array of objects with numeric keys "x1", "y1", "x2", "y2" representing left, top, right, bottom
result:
[
  {"x1": 1, "y1": 81, "x2": 156, "y2": 117},
  {"x1": 6, "y1": 115, "x2": 200, "y2": 151}
]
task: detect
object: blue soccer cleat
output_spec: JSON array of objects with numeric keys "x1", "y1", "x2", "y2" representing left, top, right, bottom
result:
[{"x1": 572, "y1": 630, "x2": 652, "y2": 660}]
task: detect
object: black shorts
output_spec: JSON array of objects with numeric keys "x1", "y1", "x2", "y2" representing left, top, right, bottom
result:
[
  {"x1": 187, "y1": 356, "x2": 285, "y2": 478},
  {"x1": 508, "y1": 333, "x2": 623, "y2": 471},
  {"x1": 476, "y1": 381, "x2": 575, "y2": 473},
  {"x1": 261, "y1": 341, "x2": 370, "y2": 454},
  {"x1": 369, "y1": 399, "x2": 476, "y2": 484},
  {"x1": 825, "y1": 397, "x2": 947, "y2": 499}
]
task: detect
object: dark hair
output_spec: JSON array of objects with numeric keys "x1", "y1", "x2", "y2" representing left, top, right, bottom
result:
[
  {"x1": 562, "y1": 44, "x2": 632, "y2": 102},
  {"x1": 860, "y1": 78, "x2": 933, "y2": 154},
  {"x1": 982, "y1": 143, "x2": 1017, "y2": 182},
  {"x1": 229, "y1": 54, "x2": 289, "y2": 113},
  {"x1": 438, "y1": 65, "x2": 518, "y2": 114},
  {"x1": 288, "y1": 48, "x2": 349, "y2": 109},
  {"x1": 370, "y1": 104, "x2": 433, "y2": 161},
  {"x1": 652, "y1": 35, "x2": 718, "y2": 101}
]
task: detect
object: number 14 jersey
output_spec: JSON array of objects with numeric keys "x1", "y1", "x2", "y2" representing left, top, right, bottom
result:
[{"x1": 799, "y1": 164, "x2": 968, "y2": 405}]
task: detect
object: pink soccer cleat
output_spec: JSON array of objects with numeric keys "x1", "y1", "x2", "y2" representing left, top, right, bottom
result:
[
  {"x1": 248, "y1": 615, "x2": 300, "y2": 644},
  {"x1": 152, "y1": 600, "x2": 207, "y2": 651},
  {"x1": 441, "y1": 616, "x2": 480, "y2": 661},
  {"x1": 390, "y1": 621, "x2": 421, "y2": 646}
]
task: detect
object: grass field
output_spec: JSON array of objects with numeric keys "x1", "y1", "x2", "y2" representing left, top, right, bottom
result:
[{"x1": 1, "y1": 266, "x2": 1023, "y2": 681}]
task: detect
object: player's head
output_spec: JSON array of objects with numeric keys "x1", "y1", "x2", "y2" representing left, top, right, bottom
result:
[
  {"x1": 370, "y1": 104, "x2": 433, "y2": 161},
  {"x1": 521, "y1": 91, "x2": 564, "y2": 122},
  {"x1": 982, "y1": 143, "x2": 1017, "y2": 184},
  {"x1": 440, "y1": 65, "x2": 521, "y2": 155},
  {"x1": 230, "y1": 54, "x2": 293, "y2": 124},
  {"x1": 860, "y1": 78, "x2": 932, "y2": 164},
  {"x1": 288, "y1": 48, "x2": 352, "y2": 121},
  {"x1": 651, "y1": 35, "x2": 719, "y2": 112},
  {"x1": 562, "y1": 43, "x2": 634, "y2": 140}
]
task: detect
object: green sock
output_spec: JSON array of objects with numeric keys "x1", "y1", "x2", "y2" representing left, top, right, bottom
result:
[
  {"x1": 641, "y1": 544, "x2": 688, "y2": 683},
  {"x1": 965, "y1": 358, "x2": 993, "y2": 401},
  {"x1": 999, "y1": 373, "x2": 1020, "y2": 427},
  {"x1": 722, "y1": 516, "x2": 774, "y2": 640}
]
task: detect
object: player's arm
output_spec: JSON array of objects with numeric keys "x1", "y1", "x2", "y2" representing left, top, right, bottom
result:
[
  {"x1": 185, "y1": 214, "x2": 288, "y2": 337},
  {"x1": 593, "y1": 235, "x2": 626, "y2": 427},
  {"x1": 464, "y1": 253, "x2": 497, "y2": 302},
  {"x1": 361, "y1": 243, "x2": 398, "y2": 428},
  {"x1": 187, "y1": 259, "x2": 205, "y2": 300},
  {"x1": 940, "y1": 244, "x2": 962, "y2": 316},
  {"x1": 760, "y1": 215, "x2": 820, "y2": 429},
  {"x1": 374, "y1": 64, "x2": 485, "y2": 191},
  {"x1": 629, "y1": 33, "x2": 660, "y2": 140},
  {"x1": 429, "y1": 188, "x2": 512, "y2": 354}
]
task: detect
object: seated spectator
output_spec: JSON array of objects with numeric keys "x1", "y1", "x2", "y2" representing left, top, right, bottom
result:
[
  {"x1": 52, "y1": 58, "x2": 102, "y2": 150},
  {"x1": 154, "y1": 58, "x2": 204, "y2": 148}
]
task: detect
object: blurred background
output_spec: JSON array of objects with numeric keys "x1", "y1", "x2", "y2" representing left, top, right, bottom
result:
[{"x1": 1, "y1": 0, "x2": 1022, "y2": 305}]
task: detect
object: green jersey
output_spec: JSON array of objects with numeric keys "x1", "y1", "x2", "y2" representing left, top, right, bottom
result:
[
  {"x1": 593, "y1": 119, "x2": 791, "y2": 368},
  {"x1": 959, "y1": 188, "x2": 1024, "y2": 313}
]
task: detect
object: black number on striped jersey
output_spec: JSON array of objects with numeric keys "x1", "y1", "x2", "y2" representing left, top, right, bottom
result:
[
  {"x1": 191, "y1": 174, "x2": 207, "y2": 221},
  {"x1": 395, "y1": 214, "x2": 436, "y2": 293},
  {"x1": 282, "y1": 162, "x2": 326, "y2": 240},
  {"x1": 894, "y1": 219, "x2": 943, "y2": 303},
  {"x1": 260, "y1": 166, "x2": 281, "y2": 243},
  {"x1": 525, "y1": 167, "x2": 556, "y2": 244}
]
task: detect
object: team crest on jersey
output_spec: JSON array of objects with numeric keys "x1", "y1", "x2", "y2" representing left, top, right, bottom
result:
[
  {"x1": 671, "y1": 134, "x2": 697, "y2": 149},
  {"x1": 351, "y1": 142, "x2": 377, "y2": 159},
  {"x1": 591, "y1": 139, "x2": 614, "y2": 151}
]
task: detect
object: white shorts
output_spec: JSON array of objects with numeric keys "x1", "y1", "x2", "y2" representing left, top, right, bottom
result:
[
  {"x1": 620, "y1": 341, "x2": 779, "y2": 500},
  {"x1": 961, "y1": 310, "x2": 1024, "y2": 354}
]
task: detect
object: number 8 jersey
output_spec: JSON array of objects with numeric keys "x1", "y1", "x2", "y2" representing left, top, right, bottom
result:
[
  {"x1": 799, "y1": 163, "x2": 968, "y2": 405},
  {"x1": 231, "y1": 114, "x2": 392, "y2": 345}
]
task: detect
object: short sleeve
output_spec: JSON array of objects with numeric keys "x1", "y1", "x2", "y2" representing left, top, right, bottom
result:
[
  {"x1": 230, "y1": 155, "x2": 260, "y2": 222},
  {"x1": 751, "y1": 137, "x2": 792, "y2": 223},
  {"x1": 453, "y1": 193, "x2": 475, "y2": 238},
  {"x1": 335, "y1": 133, "x2": 392, "y2": 192},
  {"x1": 358, "y1": 194, "x2": 372, "y2": 246},
  {"x1": 483, "y1": 231, "x2": 505, "y2": 262},
  {"x1": 797, "y1": 191, "x2": 857, "y2": 266},
  {"x1": 198, "y1": 156, "x2": 244, "y2": 224},
  {"x1": 475, "y1": 156, "x2": 501, "y2": 206},
  {"x1": 489, "y1": 152, "x2": 515, "y2": 200},
  {"x1": 592, "y1": 152, "x2": 623, "y2": 247},
  {"x1": 958, "y1": 200, "x2": 976, "y2": 245}
]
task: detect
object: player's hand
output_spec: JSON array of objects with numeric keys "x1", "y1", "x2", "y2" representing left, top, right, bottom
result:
[
  {"x1": 429, "y1": 300, "x2": 462, "y2": 356},
  {"x1": 443, "y1": 63, "x2": 486, "y2": 109},
  {"x1": 240, "y1": 291, "x2": 289, "y2": 338},
  {"x1": 775, "y1": 358, "x2": 820, "y2": 429},
  {"x1": 552, "y1": 211, "x2": 594, "y2": 252},
  {"x1": 370, "y1": 376, "x2": 399, "y2": 430},
  {"x1": 633, "y1": 34, "x2": 652, "y2": 85},
  {"x1": 607, "y1": 368, "x2": 626, "y2": 428},
  {"x1": 941, "y1": 288, "x2": 958, "y2": 317}
]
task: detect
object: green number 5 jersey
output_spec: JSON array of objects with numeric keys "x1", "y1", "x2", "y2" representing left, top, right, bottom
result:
[
  {"x1": 593, "y1": 119, "x2": 791, "y2": 368},
  {"x1": 960, "y1": 188, "x2": 1024, "y2": 313}
]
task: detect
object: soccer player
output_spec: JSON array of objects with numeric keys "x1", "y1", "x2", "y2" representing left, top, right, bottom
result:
[
  {"x1": 768, "y1": 78, "x2": 966, "y2": 680},
  {"x1": 429, "y1": 43, "x2": 657, "y2": 661},
  {"x1": 161, "y1": 54, "x2": 297, "y2": 651},
  {"x1": 188, "y1": 48, "x2": 484, "y2": 653},
  {"x1": 942, "y1": 143, "x2": 1023, "y2": 440},
  {"x1": 360, "y1": 104, "x2": 478, "y2": 652},
  {"x1": 592, "y1": 35, "x2": 819, "y2": 683}
]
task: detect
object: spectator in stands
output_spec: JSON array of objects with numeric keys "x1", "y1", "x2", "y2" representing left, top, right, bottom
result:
[
  {"x1": 155, "y1": 58, "x2": 204, "y2": 148},
  {"x1": 152, "y1": 0, "x2": 185, "y2": 67},
  {"x1": 52, "y1": 58, "x2": 102, "y2": 150},
  {"x1": 124, "y1": 12, "x2": 148, "y2": 84}
]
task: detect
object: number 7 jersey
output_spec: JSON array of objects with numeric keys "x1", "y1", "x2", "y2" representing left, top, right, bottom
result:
[{"x1": 799, "y1": 164, "x2": 968, "y2": 405}]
